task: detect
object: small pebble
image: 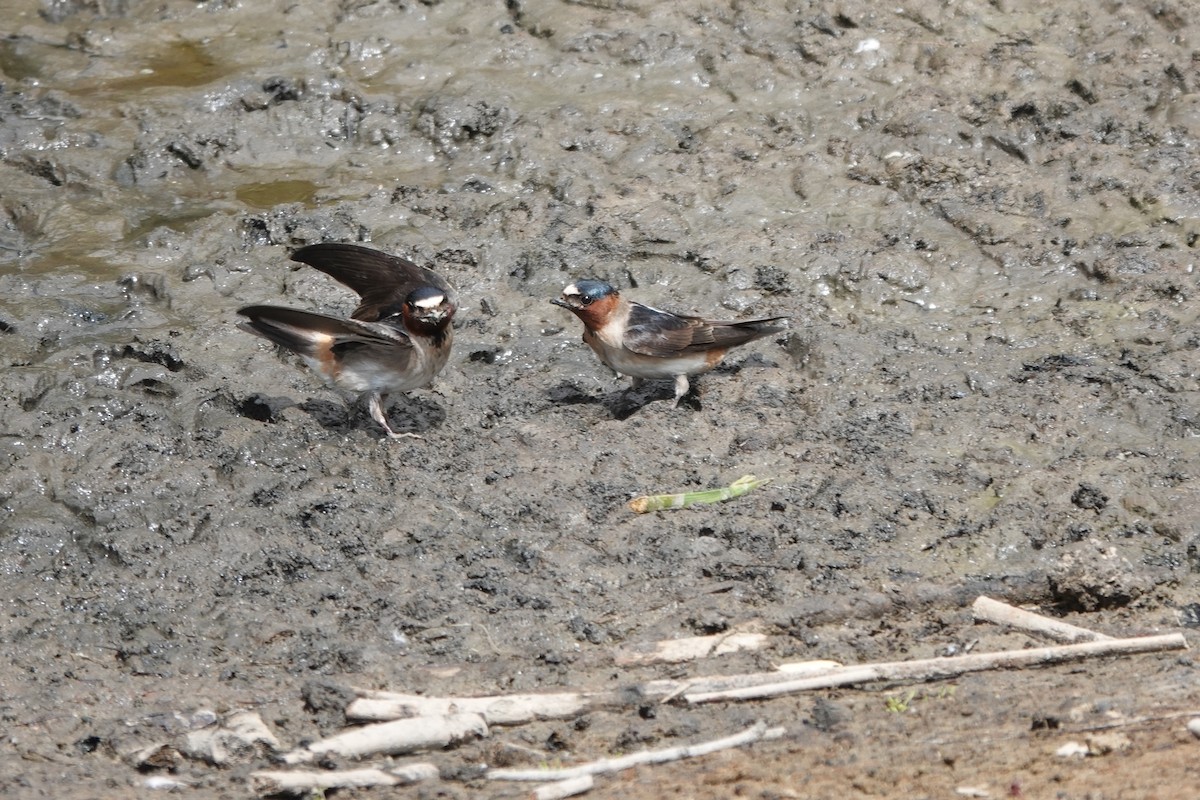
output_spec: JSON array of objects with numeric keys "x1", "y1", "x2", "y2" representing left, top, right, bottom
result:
[
  {"x1": 145, "y1": 776, "x2": 189, "y2": 790},
  {"x1": 1055, "y1": 741, "x2": 1088, "y2": 758},
  {"x1": 1187, "y1": 718, "x2": 1200, "y2": 739}
]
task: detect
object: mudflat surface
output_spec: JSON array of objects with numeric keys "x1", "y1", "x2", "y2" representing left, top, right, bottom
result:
[{"x1": 2, "y1": 1, "x2": 1199, "y2": 797}]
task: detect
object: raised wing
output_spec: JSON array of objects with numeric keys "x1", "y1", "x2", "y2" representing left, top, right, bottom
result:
[
  {"x1": 237, "y1": 305, "x2": 413, "y2": 356},
  {"x1": 290, "y1": 243, "x2": 455, "y2": 322}
]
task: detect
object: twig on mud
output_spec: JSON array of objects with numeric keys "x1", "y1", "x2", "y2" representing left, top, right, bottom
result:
[
  {"x1": 971, "y1": 596, "x2": 1113, "y2": 643},
  {"x1": 612, "y1": 625, "x2": 769, "y2": 666},
  {"x1": 346, "y1": 661, "x2": 845, "y2": 724},
  {"x1": 347, "y1": 690, "x2": 592, "y2": 726},
  {"x1": 487, "y1": 721, "x2": 785, "y2": 782},
  {"x1": 685, "y1": 633, "x2": 1187, "y2": 704},
  {"x1": 533, "y1": 775, "x2": 595, "y2": 800},
  {"x1": 650, "y1": 660, "x2": 844, "y2": 705},
  {"x1": 628, "y1": 475, "x2": 771, "y2": 513},
  {"x1": 644, "y1": 660, "x2": 844, "y2": 699},
  {"x1": 773, "y1": 659, "x2": 845, "y2": 675},
  {"x1": 280, "y1": 713, "x2": 486, "y2": 765},
  {"x1": 1073, "y1": 709, "x2": 1200, "y2": 733},
  {"x1": 250, "y1": 764, "x2": 437, "y2": 796}
]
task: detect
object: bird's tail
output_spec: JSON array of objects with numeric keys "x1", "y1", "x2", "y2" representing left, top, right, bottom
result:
[
  {"x1": 713, "y1": 315, "x2": 789, "y2": 347},
  {"x1": 237, "y1": 306, "x2": 347, "y2": 357}
]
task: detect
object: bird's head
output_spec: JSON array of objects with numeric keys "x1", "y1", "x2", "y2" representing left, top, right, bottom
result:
[{"x1": 551, "y1": 279, "x2": 619, "y2": 329}]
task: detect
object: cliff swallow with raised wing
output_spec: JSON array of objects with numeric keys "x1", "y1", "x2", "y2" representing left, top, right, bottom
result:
[
  {"x1": 551, "y1": 279, "x2": 787, "y2": 405},
  {"x1": 238, "y1": 243, "x2": 456, "y2": 438}
]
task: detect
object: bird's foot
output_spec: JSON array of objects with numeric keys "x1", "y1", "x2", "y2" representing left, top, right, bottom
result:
[
  {"x1": 369, "y1": 393, "x2": 422, "y2": 440},
  {"x1": 672, "y1": 375, "x2": 691, "y2": 407}
]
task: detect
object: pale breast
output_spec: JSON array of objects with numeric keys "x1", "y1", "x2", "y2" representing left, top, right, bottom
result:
[
  {"x1": 585, "y1": 329, "x2": 715, "y2": 379},
  {"x1": 330, "y1": 330, "x2": 451, "y2": 394}
]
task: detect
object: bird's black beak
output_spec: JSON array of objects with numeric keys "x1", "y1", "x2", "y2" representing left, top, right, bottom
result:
[{"x1": 550, "y1": 298, "x2": 573, "y2": 310}]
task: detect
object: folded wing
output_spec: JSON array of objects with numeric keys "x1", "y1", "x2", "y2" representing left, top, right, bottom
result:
[{"x1": 622, "y1": 302, "x2": 787, "y2": 357}]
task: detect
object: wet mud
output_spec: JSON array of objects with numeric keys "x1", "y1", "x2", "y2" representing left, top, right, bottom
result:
[{"x1": 2, "y1": 1, "x2": 1199, "y2": 797}]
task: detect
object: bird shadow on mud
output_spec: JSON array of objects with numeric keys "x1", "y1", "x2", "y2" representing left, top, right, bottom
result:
[
  {"x1": 299, "y1": 396, "x2": 446, "y2": 438},
  {"x1": 232, "y1": 392, "x2": 292, "y2": 423},
  {"x1": 228, "y1": 391, "x2": 445, "y2": 437},
  {"x1": 601, "y1": 359, "x2": 782, "y2": 419},
  {"x1": 544, "y1": 380, "x2": 700, "y2": 420}
]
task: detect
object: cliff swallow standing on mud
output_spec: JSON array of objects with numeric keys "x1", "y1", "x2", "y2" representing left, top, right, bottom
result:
[
  {"x1": 237, "y1": 243, "x2": 456, "y2": 439},
  {"x1": 551, "y1": 279, "x2": 787, "y2": 406}
]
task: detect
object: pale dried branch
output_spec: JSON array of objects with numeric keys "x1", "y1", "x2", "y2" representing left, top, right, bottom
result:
[
  {"x1": 612, "y1": 631, "x2": 769, "y2": 666},
  {"x1": 350, "y1": 661, "x2": 847, "y2": 726},
  {"x1": 971, "y1": 596, "x2": 1113, "y2": 643},
  {"x1": 251, "y1": 763, "x2": 437, "y2": 796},
  {"x1": 533, "y1": 775, "x2": 595, "y2": 800},
  {"x1": 686, "y1": 633, "x2": 1187, "y2": 704},
  {"x1": 488, "y1": 721, "x2": 785, "y2": 782},
  {"x1": 773, "y1": 659, "x2": 844, "y2": 675},
  {"x1": 281, "y1": 713, "x2": 486, "y2": 765},
  {"x1": 347, "y1": 692, "x2": 590, "y2": 725}
]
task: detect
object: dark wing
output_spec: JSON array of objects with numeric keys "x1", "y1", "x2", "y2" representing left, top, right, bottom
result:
[
  {"x1": 702, "y1": 315, "x2": 789, "y2": 349},
  {"x1": 623, "y1": 302, "x2": 788, "y2": 357},
  {"x1": 237, "y1": 305, "x2": 413, "y2": 357},
  {"x1": 290, "y1": 243, "x2": 455, "y2": 322},
  {"x1": 621, "y1": 302, "x2": 703, "y2": 357}
]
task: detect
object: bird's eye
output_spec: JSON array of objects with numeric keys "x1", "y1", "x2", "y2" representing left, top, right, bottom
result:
[{"x1": 580, "y1": 296, "x2": 593, "y2": 306}]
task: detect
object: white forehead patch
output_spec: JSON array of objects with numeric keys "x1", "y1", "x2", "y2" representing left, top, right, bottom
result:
[
  {"x1": 413, "y1": 293, "x2": 445, "y2": 309},
  {"x1": 563, "y1": 284, "x2": 581, "y2": 296}
]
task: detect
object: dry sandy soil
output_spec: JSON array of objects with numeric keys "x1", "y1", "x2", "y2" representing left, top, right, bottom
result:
[{"x1": 2, "y1": 0, "x2": 1200, "y2": 798}]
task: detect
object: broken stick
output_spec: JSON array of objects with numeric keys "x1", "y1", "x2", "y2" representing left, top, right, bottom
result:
[
  {"x1": 347, "y1": 691, "x2": 589, "y2": 726},
  {"x1": 533, "y1": 775, "x2": 595, "y2": 800},
  {"x1": 971, "y1": 596, "x2": 1113, "y2": 643},
  {"x1": 612, "y1": 630, "x2": 769, "y2": 666},
  {"x1": 250, "y1": 764, "x2": 437, "y2": 796},
  {"x1": 348, "y1": 663, "x2": 845, "y2": 725},
  {"x1": 488, "y1": 721, "x2": 785, "y2": 782},
  {"x1": 281, "y1": 713, "x2": 486, "y2": 764},
  {"x1": 686, "y1": 632, "x2": 1187, "y2": 704}
]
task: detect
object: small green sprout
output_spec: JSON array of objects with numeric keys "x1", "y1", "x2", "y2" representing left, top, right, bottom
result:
[
  {"x1": 885, "y1": 689, "x2": 918, "y2": 713},
  {"x1": 628, "y1": 475, "x2": 772, "y2": 513}
]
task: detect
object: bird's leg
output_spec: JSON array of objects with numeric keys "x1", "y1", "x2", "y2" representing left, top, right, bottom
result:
[
  {"x1": 672, "y1": 374, "x2": 691, "y2": 407},
  {"x1": 368, "y1": 393, "x2": 423, "y2": 440}
]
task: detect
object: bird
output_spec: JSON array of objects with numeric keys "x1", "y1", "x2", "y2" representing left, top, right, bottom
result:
[
  {"x1": 237, "y1": 243, "x2": 456, "y2": 439},
  {"x1": 551, "y1": 279, "x2": 787, "y2": 406}
]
